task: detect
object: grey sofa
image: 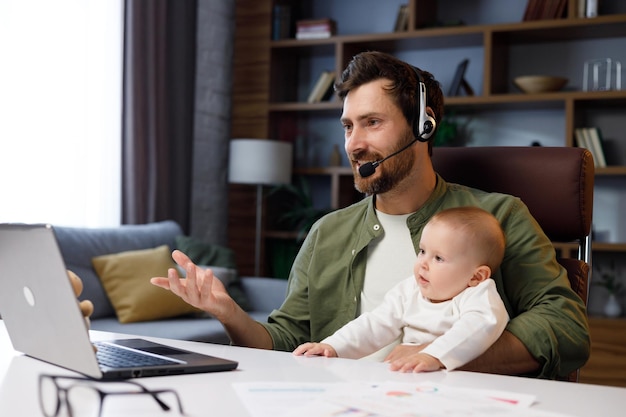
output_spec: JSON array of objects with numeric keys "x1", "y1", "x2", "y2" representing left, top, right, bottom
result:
[{"x1": 54, "y1": 221, "x2": 287, "y2": 344}]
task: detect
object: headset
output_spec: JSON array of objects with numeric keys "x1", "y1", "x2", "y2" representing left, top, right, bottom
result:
[{"x1": 411, "y1": 66, "x2": 436, "y2": 141}]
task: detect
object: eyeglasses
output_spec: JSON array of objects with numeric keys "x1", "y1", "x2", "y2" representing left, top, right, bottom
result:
[{"x1": 38, "y1": 374, "x2": 185, "y2": 417}]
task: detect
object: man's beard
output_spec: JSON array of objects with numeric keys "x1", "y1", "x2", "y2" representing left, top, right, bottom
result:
[{"x1": 352, "y1": 132, "x2": 416, "y2": 195}]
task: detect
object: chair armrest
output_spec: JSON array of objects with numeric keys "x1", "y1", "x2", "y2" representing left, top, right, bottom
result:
[{"x1": 557, "y1": 257, "x2": 590, "y2": 306}]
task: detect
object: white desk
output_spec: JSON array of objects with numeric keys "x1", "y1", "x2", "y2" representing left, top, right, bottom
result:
[{"x1": 1, "y1": 322, "x2": 624, "y2": 416}]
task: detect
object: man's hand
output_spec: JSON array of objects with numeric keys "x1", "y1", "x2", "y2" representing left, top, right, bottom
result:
[
  {"x1": 68, "y1": 270, "x2": 94, "y2": 329},
  {"x1": 293, "y1": 342, "x2": 338, "y2": 358},
  {"x1": 150, "y1": 250, "x2": 234, "y2": 321},
  {"x1": 385, "y1": 333, "x2": 541, "y2": 375},
  {"x1": 152, "y1": 250, "x2": 275, "y2": 350},
  {"x1": 458, "y1": 330, "x2": 540, "y2": 375}
]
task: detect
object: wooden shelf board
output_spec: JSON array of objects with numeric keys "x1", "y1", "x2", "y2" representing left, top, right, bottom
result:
[
  {"x1": 554, "y1": 242, "x2": 626, "y2": 253},
  {"x1": 270, "y1": 91, "x2": 626, "y2": 112},
  {"x1": 270, "y1": 14, "x2": 626, "y2": 49}
]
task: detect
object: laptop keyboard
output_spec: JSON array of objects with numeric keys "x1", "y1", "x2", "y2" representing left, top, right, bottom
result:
[{"x1": 94, "y1": 341, "x2": 178, "y2": 368}]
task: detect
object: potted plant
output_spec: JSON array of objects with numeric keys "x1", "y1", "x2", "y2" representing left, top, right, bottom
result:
[
  {"x1": 269, "y1": 177, "x2": 330, "y2": 240},
  {"x1": 433, "y1": 112, "x2": 470, "y2": 147},
  {"x1": 593, "y1": 261, "x2": 623, "y2": 317},
  {"x1": 265, "y1": 177, "x2": 330, "y2": 278}
]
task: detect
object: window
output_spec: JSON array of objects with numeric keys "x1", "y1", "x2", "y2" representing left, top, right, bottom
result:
[{"x1": 0, "y1": 0, "x2": 123, "y2": 227}]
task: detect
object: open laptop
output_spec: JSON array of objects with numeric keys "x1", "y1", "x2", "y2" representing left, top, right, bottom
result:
[{"x1": 0, "y1": 223, "x2": 238, "y2": 379}]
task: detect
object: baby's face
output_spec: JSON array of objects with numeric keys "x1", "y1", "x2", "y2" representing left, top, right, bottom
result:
[{"x1": 414, "y1": 221, "x2": 479, "y2": 302}]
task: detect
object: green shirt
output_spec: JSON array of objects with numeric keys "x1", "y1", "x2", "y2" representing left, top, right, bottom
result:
[{"x1": 261, "y1": 175, "x2": 590, "y2": 379}]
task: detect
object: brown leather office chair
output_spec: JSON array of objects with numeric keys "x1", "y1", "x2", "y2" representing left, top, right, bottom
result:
[{"x1": 431, "y1": 146, "x2": 594, "y2": 381}]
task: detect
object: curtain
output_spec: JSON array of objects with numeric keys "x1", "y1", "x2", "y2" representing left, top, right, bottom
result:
[{"x1": 122, "y1": 0, "x2": 197, "y2": 231}]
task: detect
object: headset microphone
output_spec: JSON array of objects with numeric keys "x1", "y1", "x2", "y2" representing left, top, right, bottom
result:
[
  {"x1": 358, "y1": 160, "x2": 379, "y2": 178},
  {"x1": 358, "y1": 137, "x2": 419, "y2": 178}
]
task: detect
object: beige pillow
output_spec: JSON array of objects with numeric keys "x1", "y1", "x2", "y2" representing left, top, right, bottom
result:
[{"x1": 92, "y1": 245, "x2": 200, "y2": 323}]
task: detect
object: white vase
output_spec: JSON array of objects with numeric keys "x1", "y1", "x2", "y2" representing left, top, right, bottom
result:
[{"x1": 604, "y1": 293, "x2": 622, "y2": 318}]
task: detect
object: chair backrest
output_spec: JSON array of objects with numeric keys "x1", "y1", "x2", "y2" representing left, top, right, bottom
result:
[
  {"x1": 431, "y1": 146, "x2": 595, "y2": 381},
  {"x1": 431, "y1": 146, "x2": 594, "y2": 247}
]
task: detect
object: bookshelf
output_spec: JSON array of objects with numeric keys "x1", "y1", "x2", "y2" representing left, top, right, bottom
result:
[
  {"x1": 229, "y1": 0, "x2": 626, "y2": 277},
  {"x1": 579, "y1": 317, "x2": 626, "y2": 387}
]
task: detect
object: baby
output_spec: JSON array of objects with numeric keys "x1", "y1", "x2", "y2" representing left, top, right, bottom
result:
[{"x1": 293, "y1": 206, "x2": 509, "y2": 373}]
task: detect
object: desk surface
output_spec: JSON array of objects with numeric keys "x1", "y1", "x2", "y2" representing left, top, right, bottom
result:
[{"x1": 1, "y1": 322, "x2": 625, "y2": 417}]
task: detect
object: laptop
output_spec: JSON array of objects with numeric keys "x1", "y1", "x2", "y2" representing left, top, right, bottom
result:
[{"x1": 0, "y1": 223, "x2": 238, "y2": 379}]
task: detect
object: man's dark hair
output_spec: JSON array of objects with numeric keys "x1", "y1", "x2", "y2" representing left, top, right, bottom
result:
[{"x1": 335, "y1": 51, "x2": 445, "y2": 155}]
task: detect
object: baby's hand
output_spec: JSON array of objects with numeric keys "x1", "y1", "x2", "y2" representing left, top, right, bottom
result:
[
  {"x1": 293, "y1": 342, "x2": 337, "y2": 357},
  {"x1": 388, "y1": 352, "x2": 444, "y2": 373}
]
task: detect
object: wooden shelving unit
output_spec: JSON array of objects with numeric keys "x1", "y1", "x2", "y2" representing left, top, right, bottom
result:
[
  {"x1": 580, "y1": 317, "x2": 626, "y2": 387},
  {"x1": 229, "y1": 0, "x2": 626, "y2": 276}
]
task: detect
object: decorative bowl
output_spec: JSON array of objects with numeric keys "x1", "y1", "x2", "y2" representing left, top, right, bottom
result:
[{"x1": 513, "y1": 75, "x2": 568, "y2": 94}]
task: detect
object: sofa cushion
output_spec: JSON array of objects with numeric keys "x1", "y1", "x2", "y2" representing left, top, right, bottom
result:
[
  {"x1": 175, "y1": 236, "x2": 251, "y2": 311},
  {"x1": 92, "y1": 244, "x2": 201, "y2": 323},
  {"x1": 90, "y1": 309, "x2": 276, "y2": 344},
  {"x1": 54, "y1": 221, "x2": 183, "y2": 319}
]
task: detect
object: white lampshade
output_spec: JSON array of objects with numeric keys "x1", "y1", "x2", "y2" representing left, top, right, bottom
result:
[{"x1": 228, "y1": 139, "x2": 293, "y2": 185}]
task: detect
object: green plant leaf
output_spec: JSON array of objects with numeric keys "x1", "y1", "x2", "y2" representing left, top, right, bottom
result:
[{"x1": 268, "y1": 177, "x2": 330, "y2": 241}]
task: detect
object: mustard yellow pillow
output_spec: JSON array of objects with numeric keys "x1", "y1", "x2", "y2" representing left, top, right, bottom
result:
[{"x1": 92, "y1": 245, "x2": 200, "y2": 323}]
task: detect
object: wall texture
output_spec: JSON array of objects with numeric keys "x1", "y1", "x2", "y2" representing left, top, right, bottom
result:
[
  {"x1": 227, "y1": 0, "x2": 273, "y2": 275},
  {"x1": 190, "y1": 0, "x2": 236, "y2": 244}
]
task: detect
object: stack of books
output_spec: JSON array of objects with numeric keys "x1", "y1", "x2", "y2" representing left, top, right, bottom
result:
[
  {"x1": 296, "y1": 18, "x2": 336, "y2": 40},
  {"x1": 574, "y1": 127, "x2": 607, "y2": 167}
]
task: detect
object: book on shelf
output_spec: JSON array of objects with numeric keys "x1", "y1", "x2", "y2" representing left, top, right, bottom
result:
[
  {"x1": 574, "y1": 127, "x2": 591, "y2": 155},
  {"x1": 585, "y1": 0, "x2": 598, "y2": 17},
  {"x1": 586, "y1": 127, "x2": 607, "y2": 167},
  {"x1": 296, "y1": 18, "x2": 336, "y2": 40},
  {"x1": 576, "y1": 0, "x2": 598, "y2": 18},
  {"x1": 574, "y1": 127, "x2": 606, "y2": 168},
  {"x1": 272, "y1": 4, "x2": 292, "y2": 40},
  {"x1": 306, "y1": 70, "x2": 335, "y2": 103},
  {"x1": 575, "y1": 0, "x2": 598, "y2": 17},
  {"x1": 523, "y1": 0, "x2": 567, "y2": 21},
  {"x1": 393, "y1": 4, "x2": 409, "y2": 32},
  {"x1": 574, "y1": 127, "x2": 594, "y2": 162},
  {"x1": 577, "y1": 0, "x2": 586, "y2": 17},
  {"x1": 296, "y1": 31, "x2": 334, "y2": 40},
  {"x1": 523, "y1": 0, "x2": 543, "y2": 20}
]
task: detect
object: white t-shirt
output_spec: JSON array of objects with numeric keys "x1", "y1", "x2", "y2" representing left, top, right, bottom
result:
[
  {"x1": 361, "y1": 211, "x2": 416, "y2": 314},
  {"x1": 360, "y1": 210, "x2": 417, "y2": 360}
]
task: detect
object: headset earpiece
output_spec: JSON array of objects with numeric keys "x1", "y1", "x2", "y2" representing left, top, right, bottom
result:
[{"x1": 412, "y1": 67, "x2": 437, "y2": 142}]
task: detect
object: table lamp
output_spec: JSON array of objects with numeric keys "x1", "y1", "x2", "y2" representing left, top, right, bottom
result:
[{"x1": 228, "y1": 139, "x2": 293, "y2": 276}]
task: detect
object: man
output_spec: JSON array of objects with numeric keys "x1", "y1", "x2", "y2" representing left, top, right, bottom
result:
[{"x1": 151, "y1": 51, "x2": 589, "y2": 379}]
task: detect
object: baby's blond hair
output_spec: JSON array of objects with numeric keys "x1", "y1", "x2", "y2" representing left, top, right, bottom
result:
[{"x1": 428, "y1": 207, "x2": 506, "y2": 272}]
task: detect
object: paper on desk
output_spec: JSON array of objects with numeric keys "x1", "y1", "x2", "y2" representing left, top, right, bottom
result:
[
  {"x1": 232, "y1": 381, "x2": 356, "y2": 417},
  {"x1": 233, "y1": 381, "x2": 575, "y2": 417}
]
